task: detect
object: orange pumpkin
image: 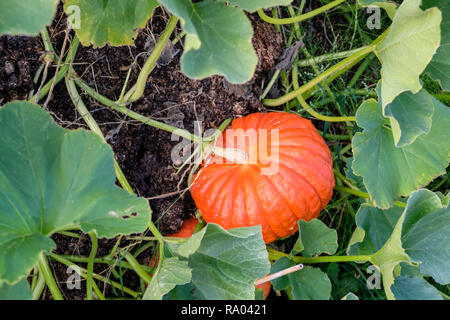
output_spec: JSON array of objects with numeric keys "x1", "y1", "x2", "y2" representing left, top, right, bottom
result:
[
  {"x1": 170, "y1": 217, "x2": 199, "y2": 238},
  {"x1": 255, "y1": 281, "x2": 271, "y2": 299},
  {"x1": 190, "y1": 112, "x2": 334, "y2": 243}
]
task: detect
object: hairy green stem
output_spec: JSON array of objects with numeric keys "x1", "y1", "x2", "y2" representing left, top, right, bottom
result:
[
  {"x1": 296, "y1": 47, "x2": 369, "y2": 67},
  {"x1": 86, "y1": 231, "x2": 98, "y2": 300},
  {"x1": 31, "y1": 270, "x2": 46, "y2": 300},
  {"x1": 318, "y1": 130, "x2": 351, "y2": 140},
  {"x1": 38, "y1": 252, "x2": 64, "y2": 300},
  {"x1": 65, "y1": 73, "x2": 134, "y2": 193},
  {"x1": 76, "y1": 74, "x2": 232, "y2": 145},
  {"x1": 302, "y1": 51, "x2": 372, "y2": 101},
  {"x1": 29, "y1": 66, "x2": 69, "y2": 103},
  {"x1": 74, "y1": 78, "x2": 203, "y2": 143},
  {"x1": 92, "y1": 282, "x2": 106, "y2": 300},
  {"x1": 126, "y1": 15, "x2": 178, "y2": 103},
  {"x1": 257, "y1": 0, "x2": 347, "y2": 25},
  {"x1": 335, "y1": 185, "x2": 407, "y2": 208},
  {"x1": 106, "y1": 236, "x2": 123, "y2": 260},
  {"x1": 40, "y1": 28, "x2": 56, "y2": 62},
  {"x1": 132, "y1": 241, "x2": 155, "y2": 259},
  {"x1": 260, "y1": 69, "x2": 281, "y2": 100},
  {"x1": 124, "y1": 253, "x2": 151, "y2": 285},
  {"x1": 268, "y1": 249, "x2": 370, "y2": 263},
  {"x1": 333, "y1": 169, "x2": 356, "y2": 188}
]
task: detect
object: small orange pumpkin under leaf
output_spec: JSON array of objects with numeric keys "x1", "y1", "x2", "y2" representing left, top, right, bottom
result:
[
  {"x1": 170, "y1": 217, "x2": 199, "y2": 238},
  {"x1": 190, "y1": 112, "x2": 334, "y2": 243},
  {"x1": 255, "y1": 281, "x2": 271, "y2": 299}
]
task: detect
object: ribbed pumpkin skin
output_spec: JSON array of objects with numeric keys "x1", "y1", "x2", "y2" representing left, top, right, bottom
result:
[{"x1": 190, "y1": 112, "x2": 334, "y2": 243}]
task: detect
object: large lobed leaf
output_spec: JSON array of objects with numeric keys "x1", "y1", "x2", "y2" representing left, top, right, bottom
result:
[
  {"x1": 64, "y1": 0, "x2": 159, "y2": 47},
  {"x1": 189, "y1": 224, "x2": 270, "y2": 299},
  {"x1": 144, "y1": 223, "x2": 270, "y2": 300},
  {"x1": 352, "y1": 97, "x2": 450, "y2": 209},
  {"x1": 271, "y1": 257, "x2": 331, "y2": 300},
  {"x1": 291, "y1": 219, "x2": 338, "y2": 257},
  {"x1": 375, "y1": 0, "x2": 441, "y2": 108},
  {"x1": 159, "y1": 0, "x2": 257, "y2": 84},
  {"x1": 0, "y1": 0, "x2": 58, "y2": 36},
  {"x1": 348, "y1": 189, "x2": 450, "y2": 299},
  {"x1": 0, "y1": 101, "x2": 151, "y2": 284}
]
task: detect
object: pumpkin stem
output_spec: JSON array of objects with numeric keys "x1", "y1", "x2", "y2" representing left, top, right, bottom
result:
[{"x1": 206, "y1": 146, "x2": 249, "y2": 164}]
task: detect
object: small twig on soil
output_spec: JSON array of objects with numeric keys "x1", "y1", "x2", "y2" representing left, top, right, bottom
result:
[
  {"x1": 147, "y1": 187, "x2": 190, "y2": 200},
  {"x1": 34, "y1": 60, "x2": 51, "y2": 104}
]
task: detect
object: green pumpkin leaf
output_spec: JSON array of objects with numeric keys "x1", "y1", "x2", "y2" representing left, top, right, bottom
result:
[
  {"x1": 64, "y1": 0, "x2": 159, "y2": 47},
  {"x1": 347, "y1": 205, "x2": 409, "y2": 299},
  {"x1": 221, "y1": 0, "x2": 293, "y2": 13},
  {"x1": 159, "y1": 0, "x2": 257, "y2": 83},
  {"x1": 188, "y1": 224, "x2": 270, "y2": 300},
  {"x1": 347, "y1": 203, "x2": 410, "y2": 300},
  {"x1": 379, "y1": 83, "x2": 435, "y2": 147},
  {"x1": 0, "y1": 278, "x2": 32, "y2": 300},
  {"x1": 143, "y1": 257, "x2": 192, "y2": 300},
  {"x1": 271, "y1": 257, "x2": 331, "y2": 300},
  {"x1": 422, "y1": 0, "x2": 450, "y2": 91},
  {"x1": 392, "y1": 275, "x2": 444, "y2": 300},
  {"x1": 348, "y1": 189, "x2": 450, "y2": 299},
  {"x1": 347, "y1": 205, "x2": 403, "y2": 256},
  {"x1": 401, "y1": 189, "x2": 450, "y2": 285},
  {"x1": 391, "y1": 264, "x2": 443, "y2": 300},
  {"x1": 375, "y1": 0, "x2": 441, "y2": 108},
  {"x1": 291, "y1": 219, "x2": 338, "y2": 257},
  {"x1": 172, "y1": 227, "x2": 207, "y2": 258},
  {"x1": 0, "y1": 0, "x2": 58, "y2": 36},
  {"x1": 352, "y1": 98, "x2": 450, "y2": 209},
  {"x1": 0, "y1": 101, "x2": 151, "y2": 284}
]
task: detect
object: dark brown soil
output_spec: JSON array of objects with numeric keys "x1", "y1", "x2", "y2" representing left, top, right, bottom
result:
[{"x1": 1, "y1": 5, "x2": 283, "y2": 299}]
